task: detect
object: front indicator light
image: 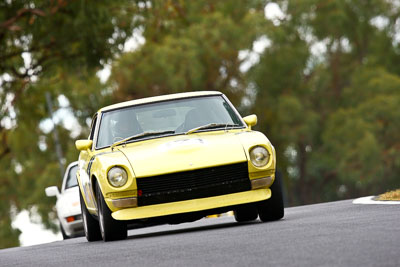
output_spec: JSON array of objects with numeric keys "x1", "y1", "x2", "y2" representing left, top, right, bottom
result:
[
  {"x1": 251, "y1": 176, "x2": 273, "y2": 189},
  {"x1": 250, "y1": 146, "x2": 270, "y2": 167},
  {"x1": 112, "y1": 197, "x2": 138, "y2": 208},
  {"x1": 107, "y1": 167, "x2": 128, "y2": 187}
]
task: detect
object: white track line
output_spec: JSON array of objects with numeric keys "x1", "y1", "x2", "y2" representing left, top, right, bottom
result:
[{"x1": 353, "y1": 196, "x2": 400, "y2": 205}]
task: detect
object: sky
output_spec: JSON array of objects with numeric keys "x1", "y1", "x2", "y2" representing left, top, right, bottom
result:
[{"x1": 12, "y1": 210, "x2": 61, "y2": 247}]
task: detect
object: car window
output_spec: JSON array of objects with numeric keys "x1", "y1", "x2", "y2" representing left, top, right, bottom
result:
[
  {"x1": 65, "y1": 165, "x2": 78, "y2": 189},
  {"x1": 96, "y1": 95, "x2": 243, "y2": 148}
]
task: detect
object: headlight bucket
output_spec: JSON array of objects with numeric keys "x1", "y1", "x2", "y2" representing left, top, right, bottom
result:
[
  {"x1": 107, "y1": 167, "x2": 128, "y2": 187},
  {"x1": 249, "y1": 146, "x2": 270, "y2": 167}
]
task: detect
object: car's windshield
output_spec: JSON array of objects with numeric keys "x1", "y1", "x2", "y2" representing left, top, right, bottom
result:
[
  {"x1": 96, "y1": 95, "x2": 244, "y2": 148},
  {"x1": 65, "y1": 165, "x2": 78, "y2": 190}
]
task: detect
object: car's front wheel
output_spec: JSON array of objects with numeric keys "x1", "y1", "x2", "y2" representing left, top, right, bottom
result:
[
  {"x1": 79, "y1": 189, "x2": 102, "y2": 242},
  {"x1": 96, "y1": 183, "x2": 127, "y2": 241},
  {"x1": 257, "y1": 172, "x2": 284, "y2": 222},
  {"x1": 234, "y1": 204, "x2": 258, "y2": 222}
]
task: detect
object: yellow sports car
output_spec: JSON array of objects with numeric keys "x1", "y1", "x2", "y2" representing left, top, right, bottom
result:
[{"x1": 75, "y1": 91, "x2": 284, "y2": 242}]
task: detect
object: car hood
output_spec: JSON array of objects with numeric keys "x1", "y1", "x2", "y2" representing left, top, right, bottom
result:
[{"x1": 116, "y1": 131, "x2": 248, "y2": 177}]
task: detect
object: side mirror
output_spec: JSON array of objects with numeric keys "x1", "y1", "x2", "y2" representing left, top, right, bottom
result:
[
  {"x1": 243, "y1": 114, "x2": 257, "y2": 130},
  {"x1": 75, "y1": 140, "x2": 93, "y2": 151},
  {"x1": 45, "y1": 186, "x2": 60, "y2": 198}
]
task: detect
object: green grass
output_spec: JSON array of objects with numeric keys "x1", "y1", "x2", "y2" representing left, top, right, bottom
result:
[{"x1": 378, "y1": 189, "x2": 400, "y2": 201}]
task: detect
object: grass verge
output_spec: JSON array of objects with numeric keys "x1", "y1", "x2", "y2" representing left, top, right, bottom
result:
[{"x1": 377, "y1": 189, "x2": 400, "y2": 201}]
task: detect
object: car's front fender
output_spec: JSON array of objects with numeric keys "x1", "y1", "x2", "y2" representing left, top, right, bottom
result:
[{"x1": 89, "y1": 150, "x2": 137, "y2": 211}]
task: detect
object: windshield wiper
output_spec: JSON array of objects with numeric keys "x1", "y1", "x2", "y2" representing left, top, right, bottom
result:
[
  {"x1": 111, "y1": 130, "x2": 175, "y2": 149},
  {"x1": 185, "y1": 123, "x2": 239, "y2": 135}
]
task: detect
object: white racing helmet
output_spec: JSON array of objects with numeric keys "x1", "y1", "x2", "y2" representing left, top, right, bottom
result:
[{"x1": 111, "y1": 110, "x2": 142, "y2": 141}]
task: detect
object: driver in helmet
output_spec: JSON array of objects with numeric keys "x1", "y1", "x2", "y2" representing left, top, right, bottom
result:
[{"x1": 111, "y1": 111, "x2": 142, "y2": 141}]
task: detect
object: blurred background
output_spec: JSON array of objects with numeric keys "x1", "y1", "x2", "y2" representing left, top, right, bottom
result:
[{"x1": 1, "y1": 0, "x2": 399, "y2": 248}]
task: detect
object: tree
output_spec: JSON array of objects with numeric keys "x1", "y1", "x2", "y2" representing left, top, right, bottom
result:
[
  {"x1": 0, "y1": 0, "x2": 137, "y2": 248},
  {"x1": 109, "y1": 0, "x2": 268, "y2": 106},
  {"x1": 250, "y1": 0, "x2": 400, "y2": 204},
  {"x1": 323, "y1": 67, "x2": 400, "y2": 198}
]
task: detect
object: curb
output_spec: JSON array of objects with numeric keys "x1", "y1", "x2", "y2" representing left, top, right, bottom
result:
[{"x1": 353, "y1": 196, "x2": 400, "y2": 205}]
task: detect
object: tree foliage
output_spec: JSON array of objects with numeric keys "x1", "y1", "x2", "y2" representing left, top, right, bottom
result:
[
  {"x1": 110, "y1": 0, "x2": 268, "y2": 105},
  {"x1": 250, "y1": 0, "x2": 400, "y2": 203}
]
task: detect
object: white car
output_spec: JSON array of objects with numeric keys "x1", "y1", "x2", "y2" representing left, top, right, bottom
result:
[{"x1": 45, "y1": 161, "x2": 84, "y2": 239}]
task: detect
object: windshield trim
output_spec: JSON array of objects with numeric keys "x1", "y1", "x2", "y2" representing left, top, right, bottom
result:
[{"x1": 94, "y1": 94, "x2": 245, "y2": 150}]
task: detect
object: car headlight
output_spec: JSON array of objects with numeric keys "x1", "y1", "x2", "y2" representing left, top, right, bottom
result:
[
  {"x1": 250, "y1": 146, "x2": 270, "y2": 167},
  {"x1": 107, "y1": 167, "x2": 128, "y2": 187}
]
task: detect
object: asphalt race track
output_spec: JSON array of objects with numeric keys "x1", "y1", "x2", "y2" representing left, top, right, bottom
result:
[{"x1": 1, "y1": 200, "x2": 399, "y2": 267}]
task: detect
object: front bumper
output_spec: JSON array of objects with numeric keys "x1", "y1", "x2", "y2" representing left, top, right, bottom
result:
[
  {"x1": 63, "y1": 218, "x2": 84, "y2": 237},
  {"x1": 111, "y1": 188, "x2": 270, "y2": 220}
]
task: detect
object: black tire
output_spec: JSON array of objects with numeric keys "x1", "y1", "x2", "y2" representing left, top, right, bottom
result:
[
  {"x1": 96, "y1": 183, "x2": 127, "y2": 241},
  {"x1": 234, "y1": 204, "x2": 258, "y2": 222},
  {"x1": 60, "y1": 223, "x2": 69, "y2": 240},
  {"x1": 257, "y1": 172, "x2": 284, "y2": 222},
  {"x1": 79, "y1": 189, "x2": 102, "y2": 242}
]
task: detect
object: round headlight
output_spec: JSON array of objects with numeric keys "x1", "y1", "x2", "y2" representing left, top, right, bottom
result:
[
  {"x1": 107, "y1": 167, "x2": 128, "y2": 187},
  {"x1": 250, "y1": 146, "x2": 270, "y2": 167}
]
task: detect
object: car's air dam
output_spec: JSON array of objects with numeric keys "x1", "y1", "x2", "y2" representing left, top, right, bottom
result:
[{"x1": 111, "y1": 188, "x2": 271, "y2": 220}]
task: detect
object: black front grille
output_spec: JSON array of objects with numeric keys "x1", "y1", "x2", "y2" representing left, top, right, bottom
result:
[{"x1": 136, "y1": 162, "x2": 250, "y2": 206}]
